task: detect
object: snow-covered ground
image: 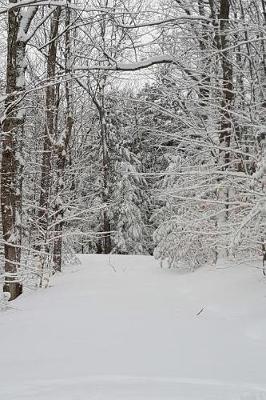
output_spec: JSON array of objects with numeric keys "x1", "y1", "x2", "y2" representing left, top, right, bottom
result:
[{"x1": 1, "y1": 255, "x2": 266, "y2": 399}]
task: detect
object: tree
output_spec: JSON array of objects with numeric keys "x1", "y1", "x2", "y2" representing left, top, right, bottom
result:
[{"x1": 1, "y1": 1, "x2": 37, "y2": 299}]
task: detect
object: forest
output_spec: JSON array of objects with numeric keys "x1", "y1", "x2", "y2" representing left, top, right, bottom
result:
[{"x1": 0, "y1": 0, "x2": 266, "y2": 301}]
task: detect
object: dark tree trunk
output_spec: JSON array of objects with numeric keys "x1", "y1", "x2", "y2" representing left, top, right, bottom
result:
[
  {"x1": 36, "y1": 7, "x2": 61, "y2": 276},
  {"x1": 1, "y1": 2, "x2": 36, "y2": 300},
  {"x1": 100, "y1": 105, "x2": 112, "y2": 254},
  {"x1": 216, "y1": 0, "x2": 233, "y2": 253},
  {"x1": 219, "y1": 0, "x2": 233, "y2": 166},
  {"x1": 53, "y1": 4, "x2": 73, "y2": 271}
]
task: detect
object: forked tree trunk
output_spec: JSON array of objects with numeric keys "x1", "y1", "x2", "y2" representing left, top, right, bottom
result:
[{"x1": 90, "y1": 79, "x2": 112, "y2": 254}]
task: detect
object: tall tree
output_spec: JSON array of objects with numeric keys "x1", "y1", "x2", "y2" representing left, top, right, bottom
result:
[
  {"x1": 1, "y1": 2, "x2": 37, "y2": 299},
  {"x1": 35, "y1": 7, "x2": 61, "y2": 283}
]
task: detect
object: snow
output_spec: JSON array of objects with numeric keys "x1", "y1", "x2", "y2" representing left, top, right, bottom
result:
[
  {"x1": 75, "y1": 55, "x2": 179, "y2": 72},
  {"x1": 1, "y1": 255, "x2": 266, "y2": 399}
]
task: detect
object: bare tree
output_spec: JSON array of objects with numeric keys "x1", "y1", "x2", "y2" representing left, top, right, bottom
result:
[
  {"x1": 1, "y1": 2, "x2": 37, "y2": 299},
  {"x1": 35, "y1": 7, "x2": 61, "y2": 283},
  {"x1": 53, "y1": 2, "x2": 74, "y2": 271}
]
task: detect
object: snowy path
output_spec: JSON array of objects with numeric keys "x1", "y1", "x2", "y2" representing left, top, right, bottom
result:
[{"x1": 1, "y1": 255, "x2": 266, "y2": 399}]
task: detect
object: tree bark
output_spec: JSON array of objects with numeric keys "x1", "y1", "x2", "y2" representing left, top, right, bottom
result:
[
  {"x1": 1, "y1": 1, "x2": 36, "y2": 300},
  {"x1": 219, "y1": 0, "x2": 233, "y2": 165},
  {"x1": 217, "y1": 0, "x2": 233, "y2": 255},
  {"x1": 53, "y1": 4, "x2": 73, "y2": 271},
  {"x1": 36, "y1": 7, "x2": 61, "y2": 277}
]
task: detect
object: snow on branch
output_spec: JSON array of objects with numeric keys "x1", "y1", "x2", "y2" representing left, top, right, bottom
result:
[
  {"x1": 74, "y1": 55, "x2": 195, "y2": 74},
  {"x1": 0, "y1": 0, "x2": 80, "y2": 14},
  {"x1": 17, "y1": 6, "x2": 38, "y2": 41},
  {"x1": 116, "y1": 15, "x2": 209, "y2": 29},
  {"x1": 112, "y1": 55, "x2": 177, "y2": 71},
  {"x1": 0, "y1": 0, "x2": 121, "y2": 14}
]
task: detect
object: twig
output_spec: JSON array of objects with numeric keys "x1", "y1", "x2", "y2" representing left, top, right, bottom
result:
[{"x1": 196, "y1": 306, "x2": 205, "y2": 316}]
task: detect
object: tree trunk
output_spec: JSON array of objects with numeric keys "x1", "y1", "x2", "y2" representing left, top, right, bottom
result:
[
  {"x1": 100, "y1": 104, "x2": 112, "y2": 254},
  {"x1": 53, "y1": 4, "x2": 74, "y2": 271},
  {"x1": 217, "y1": 0, "x2": 233, "y2": 255},
  {"x1": 36, "y1": 7, "x2": 61, "y2": 277},
  {"x1": 219, "y1": 0, "x2": 233, "y2": 165},
  {"x1": 1, "y1": 2, "x2": 36, "y2": 300}
]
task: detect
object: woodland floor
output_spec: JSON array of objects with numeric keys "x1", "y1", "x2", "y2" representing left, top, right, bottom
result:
[{"x1": 1, "y1": 254, "x2": 266, "y2": 399}]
